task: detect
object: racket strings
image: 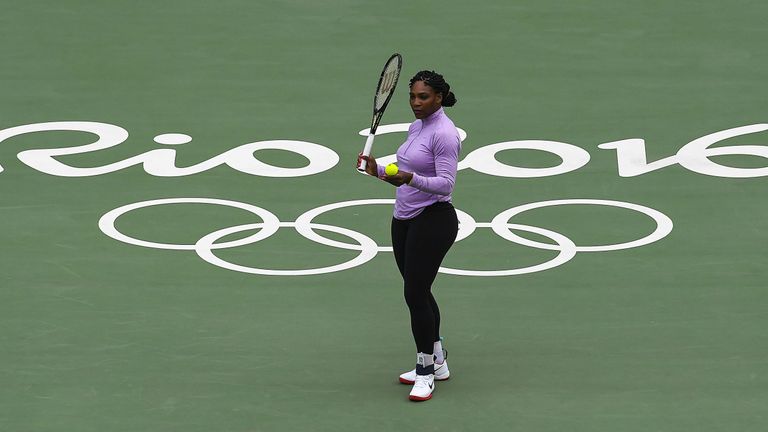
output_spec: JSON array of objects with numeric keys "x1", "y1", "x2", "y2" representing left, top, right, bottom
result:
[{"x1": 374, "y1": 56, "x2": 402, "y2": 112}]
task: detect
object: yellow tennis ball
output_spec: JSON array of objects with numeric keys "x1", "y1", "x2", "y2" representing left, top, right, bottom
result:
[{"x1": 385, "y1": 163, "x2": 399, "y2": 176}]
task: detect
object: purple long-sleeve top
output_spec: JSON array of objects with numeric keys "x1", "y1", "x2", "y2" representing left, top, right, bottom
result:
[{"x1": 378, "y1": 107, "x2": 461, "y2": 220}]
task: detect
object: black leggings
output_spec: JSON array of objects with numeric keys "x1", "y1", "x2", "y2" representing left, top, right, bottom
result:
[{"x1": 391, "y1": 202, "x2": 459, "y2": 354}]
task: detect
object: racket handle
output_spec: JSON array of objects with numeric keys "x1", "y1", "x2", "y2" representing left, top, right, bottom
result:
[{"x1": 357, "y1": 134, "x2": 375, "y2": 172}]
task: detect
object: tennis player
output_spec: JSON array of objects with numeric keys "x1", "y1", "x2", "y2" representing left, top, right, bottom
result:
[{"x1": 358, "y1": 70, "x2": 460, "y2": 401}]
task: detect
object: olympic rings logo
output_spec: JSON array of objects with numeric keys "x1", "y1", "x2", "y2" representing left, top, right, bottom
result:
[{"x1": 98, "y1": 198, "x2": 673, "y2": 277}]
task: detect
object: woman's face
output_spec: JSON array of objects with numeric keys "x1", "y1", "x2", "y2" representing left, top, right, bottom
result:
[{"x1": 409, "y1": 80, "x2": 442, "y2": 119}]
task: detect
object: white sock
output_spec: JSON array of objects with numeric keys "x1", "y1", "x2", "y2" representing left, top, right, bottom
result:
[
  {"x1": 417, "y1": 352, "x2": 435, "y2": 367},
  {"x1": 434, "y1": 340, "x2": 444, "y2": 364}
]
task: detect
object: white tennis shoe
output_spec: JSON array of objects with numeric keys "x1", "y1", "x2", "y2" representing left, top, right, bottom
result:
[
  {"x1": 399, "y1": 359, "x2": 450, "y2": 384},
  {"x1": 408, "y1": 373, "x2": 435, "y2": 401}
]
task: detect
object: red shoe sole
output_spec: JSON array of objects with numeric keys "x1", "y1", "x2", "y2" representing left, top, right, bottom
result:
[{"x1": 409, "y1": 393, "x2": 432, "y2": 401}]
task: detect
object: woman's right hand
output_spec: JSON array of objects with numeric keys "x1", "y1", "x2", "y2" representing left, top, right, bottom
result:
[{"x1": 357, "y1": 153, "x2": 378, "y2": 177}]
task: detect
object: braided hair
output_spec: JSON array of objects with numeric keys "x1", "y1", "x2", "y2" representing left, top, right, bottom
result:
[{"x1": 409, "y1": 70, "x2": 457, "y2": 107}]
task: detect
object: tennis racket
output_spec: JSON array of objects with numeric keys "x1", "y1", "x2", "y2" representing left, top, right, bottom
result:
[{"x1": 357, "y1": 53, "x2": 403, "y2": 173}]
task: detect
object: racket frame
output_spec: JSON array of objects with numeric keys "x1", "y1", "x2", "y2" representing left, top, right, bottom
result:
[{"x1": 358, "y1": 53, "x2": 403, "y2": 173}]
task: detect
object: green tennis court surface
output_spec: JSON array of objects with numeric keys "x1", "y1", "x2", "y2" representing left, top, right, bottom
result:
[{"x1": 1, "y1": 1, "x2": 766, "y2": 431}]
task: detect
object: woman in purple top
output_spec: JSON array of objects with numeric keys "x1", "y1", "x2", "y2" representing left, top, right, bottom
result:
[{"x1": 358, "y1": 70, "x2": 460, "y2": 402}]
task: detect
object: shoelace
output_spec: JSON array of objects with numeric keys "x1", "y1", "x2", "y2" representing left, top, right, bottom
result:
[{"x1": 414, "y1": 375, "x2": 433, "y2": 388}]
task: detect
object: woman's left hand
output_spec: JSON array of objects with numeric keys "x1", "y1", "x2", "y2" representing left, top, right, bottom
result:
[{"x1": 380, "y1": 170, "x2": 414, "y2": 187}]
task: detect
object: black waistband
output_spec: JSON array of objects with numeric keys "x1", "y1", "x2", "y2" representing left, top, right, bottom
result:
[{"x1": 423, "y1": 201, "x2": 454, "y2": 212}]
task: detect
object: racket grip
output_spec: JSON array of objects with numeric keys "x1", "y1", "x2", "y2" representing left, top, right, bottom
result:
[{"x1": 357, "y1": 134, "x2": 375, "y2": 172}]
